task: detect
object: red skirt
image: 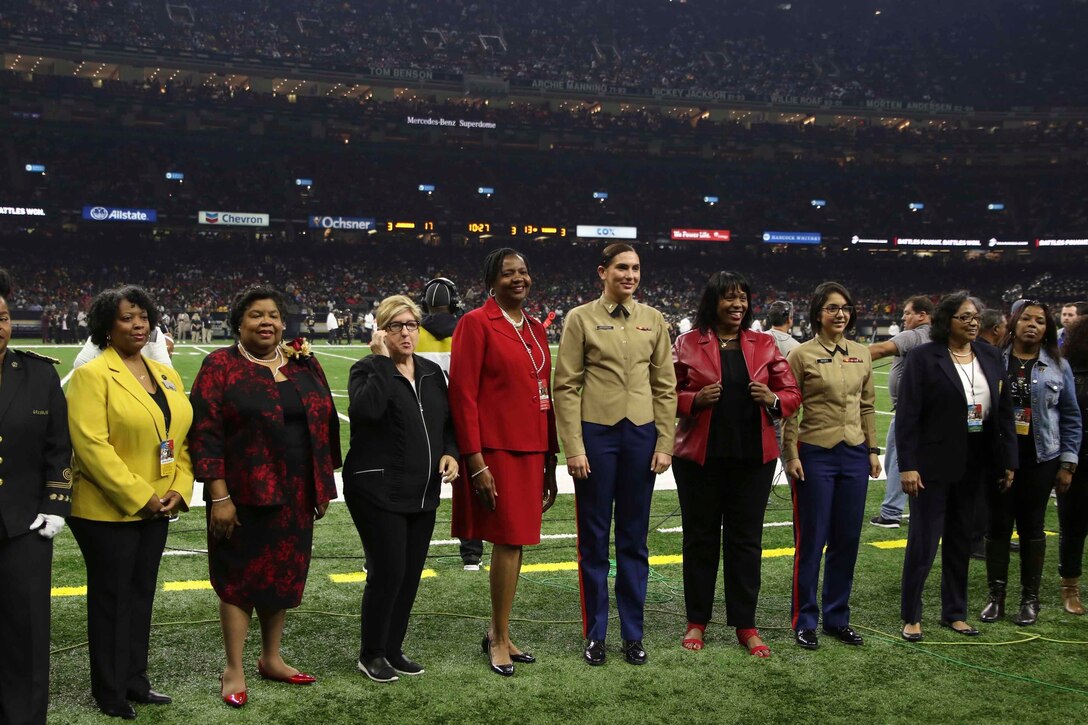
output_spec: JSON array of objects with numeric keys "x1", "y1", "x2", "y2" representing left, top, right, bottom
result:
[{"x1": 452, "y1": 449, "x2": 545, "y2": 546}]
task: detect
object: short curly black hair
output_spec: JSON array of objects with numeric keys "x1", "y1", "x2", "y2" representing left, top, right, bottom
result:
[
  {"x1": 228, "y1": 285, "x2": 287, "y2": 336},
  {"x1": 88, "y1": 285, "x2": 160, "y2": 349}
]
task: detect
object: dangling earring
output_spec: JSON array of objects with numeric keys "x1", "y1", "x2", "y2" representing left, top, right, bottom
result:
[{"x1": 488, "y1": 288, "x2": 496, "y2": 298}]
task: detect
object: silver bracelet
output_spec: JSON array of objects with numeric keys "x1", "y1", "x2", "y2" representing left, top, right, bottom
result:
[
  {"x1": 470, "y1": 466, "x2": 490, "y2": 479},
  {"x1": 211, "y1": 494, "x2": 231, "y2": 503}
]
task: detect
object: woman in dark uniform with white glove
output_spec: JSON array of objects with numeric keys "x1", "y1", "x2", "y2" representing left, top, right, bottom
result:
[{"x1": 0, "y1": 267, "x2": 73, "y2": 725}]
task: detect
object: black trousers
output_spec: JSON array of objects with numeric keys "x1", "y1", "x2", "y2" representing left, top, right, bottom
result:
[
  {"x1": 344, "y1": 492, "x2": 435, "y2": 660},
  {"x1": 674, "y1": 456, "x2": 775, "y2": 629},
  {"x1": 68, "y1": 517, "x2": 168, "y2": 709},
  {"x1": 459, "y1": 538, "x2": 484, "y2": 563},
  {"x1": 0, "y1": 531, "x2": 53, "y2": 725},
  {"x1": 988, "y1": 457, "x2": 1061, "y2": 541},
  {"x1": 899, "y1": 437, "x2": 985, "y2": 623},
  {"x1": 1058, "y1": 465, "x2": 1088, "y2": 578}
]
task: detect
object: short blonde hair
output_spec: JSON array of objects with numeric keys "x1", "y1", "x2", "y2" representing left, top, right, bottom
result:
[{"x1": 375, "y1": 294, "x2": 422, "y2": 330}]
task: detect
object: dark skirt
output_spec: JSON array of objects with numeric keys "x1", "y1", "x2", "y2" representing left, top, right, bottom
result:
[{"x1": 208, "y1": 399, "x2": 317, "y2": 609}]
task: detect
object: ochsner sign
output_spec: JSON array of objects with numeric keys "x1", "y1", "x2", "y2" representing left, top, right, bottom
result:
[{"x1": 199, "y1": 210, "x2": 269, "y2": 227}]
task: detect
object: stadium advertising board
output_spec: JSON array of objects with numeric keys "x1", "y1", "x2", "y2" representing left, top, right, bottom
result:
[
  {"x1": 82, "y1": 206, "x2": 157, "y2": 223},
  {"x1": 671, "y1": 228, "x2": 731, "y2": 242},
  {"x1": 762, "y1": 231, "x2": 821, "y2": 245},
  {"x1": 308, "y1": 215, "x2": 376, "y2": 231},
  {"x1": 576, "y1": 225, "x2": 637, "y2": 239},
  {"x1": 894, "y1": 238, "x2": 982, "y2": 248},
  {"x1": 199, "y1": 211, "x2": 269, "y2": 227},
  {"x1": 850, "y1": 236, "x2": 890, "y2": 246},
  {"x1": 406, "y1": 116, "x2": 498, "y2": 130},
  {"x1": 1036, "y1": 238, "x2": 1088, "y2": 247},
  {"x1": 0, "y1": 206, "x2": 46, "y2": 216},
  {"x1": 986, "y1": 238, "x2": 1031, "y2": 248}
]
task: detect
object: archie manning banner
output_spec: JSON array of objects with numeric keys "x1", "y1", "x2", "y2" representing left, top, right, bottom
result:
[{"x1": 199, "y1": 210, "x2": 270, "y2": 227}]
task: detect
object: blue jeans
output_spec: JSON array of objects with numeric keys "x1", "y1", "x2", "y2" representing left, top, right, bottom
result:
[{"x1": 879, "y1": 418, "x2": 906, "y2": 519}]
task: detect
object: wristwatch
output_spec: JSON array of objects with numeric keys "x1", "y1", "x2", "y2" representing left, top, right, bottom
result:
[
  {"x1": 1060, "y1": 461, "x2": 1078, "y2": 474},
  {"x1": 869, "y1": 447, "x2": 881, "y2": 455}
]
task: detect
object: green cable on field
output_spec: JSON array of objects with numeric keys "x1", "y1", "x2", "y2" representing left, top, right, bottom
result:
[{"x1": 856, "y1": 624, "x2": 1088, "y2": 697}]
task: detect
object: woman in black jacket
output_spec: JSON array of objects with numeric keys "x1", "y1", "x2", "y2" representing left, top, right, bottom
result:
[{"x1": 344, "y1": 295, "x2": 459, "y2": 683}]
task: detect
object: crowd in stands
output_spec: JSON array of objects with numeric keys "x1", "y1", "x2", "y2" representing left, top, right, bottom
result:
[
  {"x1": 2, "y1": 1, "x2": 1086, "y2": 109},
  {"x1": 5, "y1": 233, "x2": 1085, "y2": 344}
]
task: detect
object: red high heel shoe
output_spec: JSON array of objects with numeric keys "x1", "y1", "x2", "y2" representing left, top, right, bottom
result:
[
  {"x1": 737, "y1": 628, "x2": 770, "y2": 658},
  {"x1": 257, "y1": 659, "x2": 317, "y2": 685},
  {"x1": 219, "y1": 676, "x2": 248, "y2": 708},
  {"x1": 682, "y1": 622, "x2": 706, "y2": 651}
]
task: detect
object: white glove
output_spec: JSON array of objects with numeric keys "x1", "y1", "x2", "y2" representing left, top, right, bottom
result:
[{"x1": 30, "y1": 513, "x2": 66, "y2": 539}]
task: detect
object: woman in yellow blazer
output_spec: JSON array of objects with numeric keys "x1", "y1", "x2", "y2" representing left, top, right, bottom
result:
[{"x1": 67, "y1": 286, "x2": 193, "y2": 721}]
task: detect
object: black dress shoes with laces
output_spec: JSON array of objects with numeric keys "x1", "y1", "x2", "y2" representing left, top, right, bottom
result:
[
  {"x1": 794, "y1": 628, "x2": 819, "y2": 649},
  {"x1": 583, "y1": 639, "x2": 607, "y2": 666},
  {"x1": 621, "y1": 639, "x2": 647, "y2": 665},
  {"x1": 823, "y1": 625, "x2": 864, "y2": 645}
]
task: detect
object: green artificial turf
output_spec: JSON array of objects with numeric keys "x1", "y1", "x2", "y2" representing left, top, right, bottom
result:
[{"x1": 20, "y1": 341, "x2": 1088, "y2": 723}]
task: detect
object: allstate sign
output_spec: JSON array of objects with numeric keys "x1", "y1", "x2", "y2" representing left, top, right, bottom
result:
[
  {"x1": 199, "y1": 210, "x2": 269, "y2": 227},
  {"x1": 309, "y1": 215, "x2": 376, "y2": 231},
  {"x1": 82, "y1": 206, "x2": 157, "y2": 223}
]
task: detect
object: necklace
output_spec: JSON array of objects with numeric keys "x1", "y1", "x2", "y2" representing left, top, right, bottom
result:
[
  {"x1": 500, "y1": 307, "x2": 525, "y2": 328},
  {"x1": 237, "y1": 342, "x2": 286, "y2": 376},
  {"x1": 507, "y1": 314, "x2": 546, "y2": 376},
  {"x1": 948, "y1": 345, "x2": 973, "y2": 358},
  {"x1": 717, "y1": 333, "x2": 738, "y2": 348}
]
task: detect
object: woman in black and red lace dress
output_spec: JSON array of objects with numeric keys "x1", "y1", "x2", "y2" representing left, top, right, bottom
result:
[{"x1": 189, "y1": 286, "x2": 341, "y2": 708}]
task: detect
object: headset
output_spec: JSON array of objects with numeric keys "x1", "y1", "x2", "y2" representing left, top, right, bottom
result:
[{"x1": 421, "y1": 277, "x2": 462, "y2": 314}]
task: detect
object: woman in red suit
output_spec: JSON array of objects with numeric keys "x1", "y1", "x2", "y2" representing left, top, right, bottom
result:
[
  {"x1": 189, "y1": 286, "x2": 341, "y2": 707},
  {"x1": 672, "y1": 272, "x2": 800, "y2": 657},
  {"x1": 448, "y1": 247, "x2": 559, "y2": 677}
]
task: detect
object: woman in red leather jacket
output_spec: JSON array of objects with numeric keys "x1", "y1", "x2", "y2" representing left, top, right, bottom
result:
[{"x1": 672, "y1": 271, "x2": 800, "y2": 657}]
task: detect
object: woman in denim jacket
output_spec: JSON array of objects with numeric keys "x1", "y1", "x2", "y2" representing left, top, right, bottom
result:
[{"x1": 982, "y1": 300, "x2": 1083, "y2": 626}]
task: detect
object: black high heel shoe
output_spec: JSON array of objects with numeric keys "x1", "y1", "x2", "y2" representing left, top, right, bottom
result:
[
  {"x1": 510, "y1": 651, "x2": 536, "y2": 664},
  {"x1": 481, "y1": 635, "x2": 515, "y2": 677}
]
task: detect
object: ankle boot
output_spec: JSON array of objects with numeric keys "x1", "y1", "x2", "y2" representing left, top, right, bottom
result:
[
  {"x1": 1012, "y1": 538, "x2": 1046, "y2": 626},
  {"x1": 980, "y1": 537, "x2": 1010, "y2": 622},
  {"x1": 1060, "y1": 577, "x2": 1085, "y2": 615}
]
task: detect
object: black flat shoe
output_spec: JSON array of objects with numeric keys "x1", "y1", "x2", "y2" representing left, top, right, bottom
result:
[
  {"x1": 794, "y1": 628, "x2": 819, "y2": 649},
  {"x1": 98, "y1": 702, "x2": 137, "y2": 720},
  {"x1": 583, "y1": 639, "x2": 607, "y2": 666},
  {"x1": 127, "y1": 688, "x2": 172, "y2": 704},
  {"x1": 823, "y1": 625, "x2": 864, "y2": 646},
  {"x1": 388, "y1": 653, "x2": 425, "y2": 676},
  {"x1": 939, "y1": 620, "x2": 980, "y2": 636},
  {"x1": 621, "y1": 639, "x2": 647, "y2": 665},
  {"x1": 357, "y1": 656, "x2": 399, "y2": 683},
  {"x1": 900, "y1": 626, "x2": 924, "y2": 642},
  {"x1": 483, "y1": 636, "x2": 515, "y2": 677}
]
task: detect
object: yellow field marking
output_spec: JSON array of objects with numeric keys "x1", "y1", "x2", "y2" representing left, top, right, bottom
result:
[
  {"x1": 763, "y1": 546, "x2": 796, "y2": 558},
  {"x1": 871, "y1": 540, "x2": 908, "y2": 549},
  {"x1": 163, "y1": 580, "x2": 214, "y2": 591},
  {"x1": 520, "y1": 561, "x2": 578, "y2": 573},
  {"x1": 330, "y1": 569, "x2": 436, "y2": 584},
  {"x1": 51, "y1": 586, "x2": 87, "y2": 597}
]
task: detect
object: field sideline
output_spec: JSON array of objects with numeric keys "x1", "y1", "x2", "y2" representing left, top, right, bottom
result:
[{"x1": 18, "y1": 341, "x2": 1088, "y2": 723}]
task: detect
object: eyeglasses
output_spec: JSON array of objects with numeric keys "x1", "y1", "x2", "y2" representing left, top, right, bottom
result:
[
  {"x1": 383, "y1": 320, "x2": 420, "y2": 333},
  {"x1": 952, "y1": 314, "x2": 982, "y2": 324},
  {"x1": 822, "y1": 305, "x2": 854, "y2": 316}
]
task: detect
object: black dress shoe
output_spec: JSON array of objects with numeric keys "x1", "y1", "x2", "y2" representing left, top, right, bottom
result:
[
  {"x1": 98, "y1": 702, "x2": 137, "y2": 720},
  {"x1": 127, "y1": 689, "x2": 172, "y2": 705},
  {"x1": 823, "y1": 625, "x2": 864, "y2": 646},
  {"x1": 583, "y1": 639, "x2": 607, "y2": 666},
  {"x1": 939, "y1": 620, "x2": 980, "y2": 636},
  {"x1": 794, "y1": 628, "x2": 819, "y2": 649},
  {"x1": 621, "y1": 639, "x2": 647, "y2": 665},
  {"x1": 510, "y1": 651, "x2": 536, "y2": 664},
  {"x1": 483, "y1": 636, "x2": 515, "y2": 677}
]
